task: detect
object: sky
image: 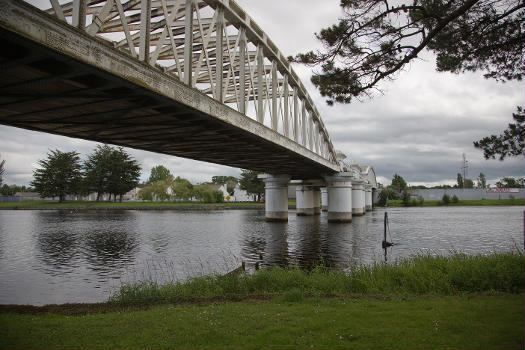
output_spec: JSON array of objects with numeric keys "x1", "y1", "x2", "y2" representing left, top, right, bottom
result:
[{"x1": 1, "y1": 0, "x2": 523, "y2": 187}]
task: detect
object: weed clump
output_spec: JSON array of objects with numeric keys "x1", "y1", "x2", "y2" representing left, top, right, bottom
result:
[{"x1": 109, "y1": 252, "x2": 525, "y2": 305}]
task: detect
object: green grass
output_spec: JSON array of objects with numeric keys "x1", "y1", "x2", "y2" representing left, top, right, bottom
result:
[
  {"x1": 1, "y1": 295, "x2": 523, "y2": 349},
  {"x1": 0, "y1": 200, "x2": 265, "y2": 209},
  {"x1": 384, "y1": 198, "x2": 524, "y2": 207},
  {"x1": 2, "y1": 252, "x2": 523, "y2": 349},
  {"x1": 110, "y1": 252, "x2": 524, "y2": 305}
]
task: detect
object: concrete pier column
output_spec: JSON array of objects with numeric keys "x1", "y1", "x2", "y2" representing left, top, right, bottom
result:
[
  {"x1": 263, "y1": 175, "x2": 290, "y2": 221},
  {"x1": 321, "y1": 187, "x2": 328, "y2": 211},
  {"x1": 352, "y1": 181, "x2": 365, "y2": 216},
  {"x1": 365, "y1": 185, "x2": 373, "y2": 211},
  {"x1": 313, "y1": 187, "x2": 321, "y2": 215},
  {"x1": 296, "y1": 184, "x2": 315, "y2": 216},
  {"x1": 325, "y1": 173, "x2": 353, "y2": 223}
]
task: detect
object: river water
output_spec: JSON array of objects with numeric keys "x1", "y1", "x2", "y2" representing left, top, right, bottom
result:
[{"x1": 0, "y1": 206, "x2": 522, "y2": 305}]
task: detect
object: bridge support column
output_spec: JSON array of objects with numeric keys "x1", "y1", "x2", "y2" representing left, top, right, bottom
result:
[
  {"x1": 352, "y1": 181, "x2": 365, "y2": 216},
  {"x1": 365, "y1": 185, "x2": 373, "y2": 211},
  {"x1": 321, "y1": 187, "x2": 328, "y2": 211},
  {"x1": 325, "y1": 173, "x2": 353, "y2": 223},
  {"x1": 296, "y1": 184, "x2": 315, "y2": 216},
  {"x1": 263, "y1": 175, "x2": 290, "y2": 222},
  {"x1": 313, "y1": 188, "x2": 321, "y2": 215}
]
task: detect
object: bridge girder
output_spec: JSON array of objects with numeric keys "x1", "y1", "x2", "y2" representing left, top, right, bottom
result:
[{"x1": 0, "y1": 0, "x2": 341, "y2": 176}]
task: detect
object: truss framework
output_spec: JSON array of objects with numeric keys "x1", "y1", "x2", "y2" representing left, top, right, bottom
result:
[{"x1": 38, "y1": 0, "x2": 338, "y2": 164}]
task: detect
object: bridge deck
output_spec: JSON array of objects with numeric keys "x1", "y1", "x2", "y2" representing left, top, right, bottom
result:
[{"x1": 0, "y1": 0, "x2": 340, "y2": 179}]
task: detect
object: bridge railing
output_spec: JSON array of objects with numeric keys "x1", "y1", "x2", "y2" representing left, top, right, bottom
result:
[{"x1": 31, "y1": 0, "x2": 339, "y2": 165}]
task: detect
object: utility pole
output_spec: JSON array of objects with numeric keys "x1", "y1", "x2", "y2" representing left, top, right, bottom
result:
[{"x1": 462, "y1": 153, "x2": 469, "y2": 179}]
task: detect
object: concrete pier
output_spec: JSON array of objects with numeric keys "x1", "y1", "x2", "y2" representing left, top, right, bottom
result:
[
  {"x1": 263, "y1": 175, "x2": 290, "y2": 221},
  {"x1": 352, "y1": 181, "x2": 365, "y2": 216},
  {"x1": 321, "y1": 187, "x2": 328, "y2": 211},
  {"x1": 313, "y1": 187, "x2": 321, "y2": 214},
  {"x1": 365, "y1": 185, "x2": 373, "y2": 211},
  {"x1": 296, "y1": 184, "x2": 315, "y2": 216},
  {"x1": 325, "y1": 173, "x2": 353, "y2": 223}
]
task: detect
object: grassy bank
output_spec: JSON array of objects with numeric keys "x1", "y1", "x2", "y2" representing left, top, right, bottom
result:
[
  {"x1": 1, "y1": 294, "x2": 523, "y2": 349},
  {"x1": 0, "y1": 200, "x2": 266, "y2": 210},
  {"x1": 1, "y1": 252, "x2": 523, "y2": 349},
  {"x1": 383, "y1": 198, "x2": 524, "y2": 207},
  {"x1": 110, "y1": 252, "x2": 524, "y2": 304}
]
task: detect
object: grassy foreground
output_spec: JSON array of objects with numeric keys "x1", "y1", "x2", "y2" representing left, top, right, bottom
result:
[
  {"x1": 1, "y1": 295, "x2": 523, "y2": 349},
  {"x1": 1, "y1": 252, "x2": 523, "y2": 349},
  {"x1": 384, "y1": 198, "x2": 524, "y2": 207},
  {"x1": 110, "y1": 252, "x2": 524, "y2": 304}
]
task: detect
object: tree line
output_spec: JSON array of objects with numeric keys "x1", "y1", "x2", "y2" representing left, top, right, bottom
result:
[
  {"x1": 137, "y1": 166, "x2": 264, "y2": 203},
  {"x1": 29, "y1": 145, "x2": 141, "y2": 202}
]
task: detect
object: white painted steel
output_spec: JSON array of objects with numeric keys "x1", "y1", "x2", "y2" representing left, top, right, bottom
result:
[{"x1": 11, "y1": 0, "x2": 339, "y2": 167}]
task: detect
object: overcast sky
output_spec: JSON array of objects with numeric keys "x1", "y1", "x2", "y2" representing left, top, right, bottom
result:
[{"x1": 1, "y1": 0, "x2": 523, "y2": 187}]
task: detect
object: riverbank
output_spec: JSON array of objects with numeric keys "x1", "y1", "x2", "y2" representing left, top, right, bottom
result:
[
  {"x1": 0, "y1": 198, "x2": 522, "y2": 210},
  {"x1": 1, "y1": 252, "x2": 523, "y2": 349},
  {"x1": 381, "y1": 198, "x2": 524, "y2": 207},
  {"x1": 0, "y1": 200, "x2": 269, "y2": 210}
]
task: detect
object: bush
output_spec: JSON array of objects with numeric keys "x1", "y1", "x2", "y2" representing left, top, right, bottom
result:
[
  {"x1": 442, "y1": 194, "x2": 450, "y2": 204},
  {"x1": 451, "y1": 195, "x2": 459, "y2": 203},
  {"x1": 213, "y1": 190, "x2": 224, "y2": 203},
  {"x1": 377, "y1": 187, "x2": 398, "y2": 206},
  {"x1": 401, "y1": 190, "x2": 411, "y2": 206},
  {"x1": 417, "y1": 196, "x2": 424, "y2": 205}
]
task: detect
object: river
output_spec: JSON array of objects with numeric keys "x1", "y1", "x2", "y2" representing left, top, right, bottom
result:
[{"x1": 0, "y1": 206, "x2": 522, "y2": 305}]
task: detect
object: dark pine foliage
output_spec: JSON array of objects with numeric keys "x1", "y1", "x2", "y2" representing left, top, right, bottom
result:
[
  {"x1": 474, "y1": 106, "x2": 525, "y2": 160},
  {"x1": 291, "y1": 0, "x2": 524, "y2": 105}
]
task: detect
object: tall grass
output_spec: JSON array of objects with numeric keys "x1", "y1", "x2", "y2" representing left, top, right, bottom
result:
[{"x1": 109, "y1": 252, "x2": 525, "y2": 304}]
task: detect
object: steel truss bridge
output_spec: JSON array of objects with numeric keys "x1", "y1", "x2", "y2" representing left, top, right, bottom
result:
[{"x1": 0, "y1": 0, "x2": 343, "y2": 179}]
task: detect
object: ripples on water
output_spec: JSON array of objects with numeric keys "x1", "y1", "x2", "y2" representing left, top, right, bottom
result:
[{"x1": 0, "y1": 206, "x2": 522, "y2": 305}]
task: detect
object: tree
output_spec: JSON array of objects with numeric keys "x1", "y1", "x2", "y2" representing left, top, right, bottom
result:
[
  {"x1": 401, "y1": 189, "x2": 411, "y2": 207},
  {"x1": 495, "y1": 177, "x2": 525, "y2": 188},
  {"x1": 171, "y1": 177, "x2": 193, "y2": 201},
  {"x1": 474, "y1": 106, "x2": 525, "y2": 160},
  {"x1": 390, "y1": 174, "x2": 407, "y2": 194},
  {"x1": 31, "y1": 149, "x2": 83, "y2": 202},
  {"x1": 148, "y1": 165, "x2": 172, "y2": 184},
  {"x1": 84, "y1": 144, "x2": 113, "y2": 201},
  {"x1": 456, "y1": 173, "x2": 464, "y2": 188},
  {"x1": 377, "y1": 187, "x2": 398, "y2": 205},
  {"x1": 477, "y1": 173, "x2": 487, "y2": 189},
  {"x1": 0, "y1": 154, "x2": 5, "y2": 186},
  {"x1": 84, "y1": 145, "x2": 141, "y2": 201},
  {"x1": 106, "y1": 147, "x2": 141, "y2": 202},
  {"x1": 463, "y1": 178, "x2": 474, "y2": 189},
  {"x1": 211, "y1": 176, "x2": 238, "y2": 185},
  {"x1": 292, "y1": 0, "x2": 524, "y2": 105},
  {"x1": 239, "y1": 170, "x2": 264, "y2": 201}
]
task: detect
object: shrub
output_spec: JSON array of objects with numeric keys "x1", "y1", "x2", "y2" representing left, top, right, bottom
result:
[
  {"x1": 401, "y1": 190, "x2": 411, "y2": 206},
  {"x1": 213, "y1": 190, "x2": 224, "y2": 203},
  {"x1": 417, "y1": 196, "x2": 424, "y2": 205},
  {"x1": 442, "y1": 194, "x2": 450, "y2": 204},
  {"x1": 451, "y1": 195, "x2": 459, "y2": 203}
]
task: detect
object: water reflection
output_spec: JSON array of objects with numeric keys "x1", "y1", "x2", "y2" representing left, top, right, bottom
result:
[
  {"x1": 0, "y1": 206, "x2": 522, "y2": 305},
  {"x1": 37, "y1": 230, "x2": 79, "y2": 268},
  {"x1": 84, "y1": 229, "x2": 138, "y2": 268}
]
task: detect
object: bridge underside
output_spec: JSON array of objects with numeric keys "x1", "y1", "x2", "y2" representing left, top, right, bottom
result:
[{"x1": 0, "y1": 29, "x2": 336, "y2": 179}]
